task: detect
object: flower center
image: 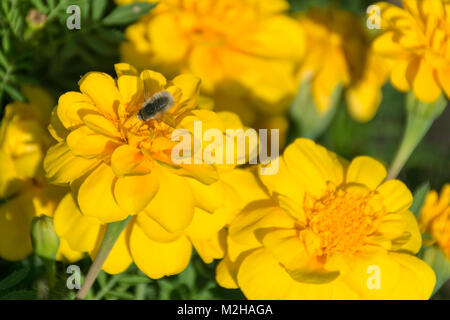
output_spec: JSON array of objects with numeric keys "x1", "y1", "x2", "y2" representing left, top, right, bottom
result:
[{"x1": 303, "y1": 183, "x2": 386, "y2": 255}]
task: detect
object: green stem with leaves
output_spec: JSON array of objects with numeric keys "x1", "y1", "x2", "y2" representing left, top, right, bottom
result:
[
  {"x1": 76, "y1": 216, "x2": 131, "y2": 300},
  {"x1": 386, "y1": 92, "x2": 447, "y2": 180}
]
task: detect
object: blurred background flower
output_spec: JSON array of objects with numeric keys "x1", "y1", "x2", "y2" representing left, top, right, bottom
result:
[
  {"x1": 419, "y1": 184, "x2": 450, "y2": 258},
  {"x1": 373, "y1": 0, "x2": 450, "y2": 103},
  {"x1": 0, "y1": 85, "x2": 82, "y2": 262},
  {"x1": 120, "y1": 0, "x2": 305, "y2": 145}
]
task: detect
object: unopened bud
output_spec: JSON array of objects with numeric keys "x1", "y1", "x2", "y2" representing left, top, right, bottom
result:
[
  {"x1": 31, "y1": 215, "x2": 60, "y2": 260},
  {"x1": 26, "y1": 9, "x2": 47, "y2": 29}
]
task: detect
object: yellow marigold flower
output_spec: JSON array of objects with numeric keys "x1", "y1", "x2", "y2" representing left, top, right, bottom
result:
[
  {"x1": 44, "y1": 63, "x2": 248, "y2": 228},
  {"x1": 54, "y1": 168, "x2": 267, "y2": 278},
  {"x1": 120, "y1": 0, "x2": 304, "y2": 132},
  {"x1": 373, "y1": 0, "x2": 450, "y2": 103},
  {"x1": 0, "y1": 86, "x2": 82, "y2": 262},
  {"x1": 297, "y1": 7, "x2": 389, "y2": 122},
  {"x1": 419, "y1": 184, "x2": 450, "y2": 259},
  {"x1": 216, "y1": 138, "x2": 436, "y2": 299}
]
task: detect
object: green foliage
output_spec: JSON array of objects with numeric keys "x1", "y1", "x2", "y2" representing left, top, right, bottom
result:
[
  {"x1": 410, "y1": 182, "x2": 430, "y2": 218},
  {"x1": 0, "y1": 268, "x2": 35, "y2": 299},
  {"x1": 420, "y1": 246, "x2": 450, "y2": 297},
  {"x1": 289, "y1": 77, "x2": 342, "y2": 141},
  {"x1": 0, "y1": 0, "x2": 155, "y2": 112}
]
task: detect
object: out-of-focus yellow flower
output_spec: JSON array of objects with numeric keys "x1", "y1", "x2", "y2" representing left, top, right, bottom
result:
[
  {"x1": 419, "y1": 184, "x2": 450, "y2": 259},
  {"x1": 120, "y1": 0, "x2": 304, "y2": 136},
  {"x1": 216, "y1": 138, "x2": 436, "y2": 299},
  {"x1": 296, "y1": 7, "x2": 389, "y2": 122},
  {"x1": 54, "y1": 168, "x2": 267, "y2": 278},
  {"x1": 0, "y1": 86, "x2": 82, "y2": 262},
  {"x1": 373, "y1": 0, "x2": 450, "y2": 103}
]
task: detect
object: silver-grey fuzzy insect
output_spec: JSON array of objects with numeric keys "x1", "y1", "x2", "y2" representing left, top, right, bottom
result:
[{"x1": 137, "y1": 91, "x2": 174, "y2": 121}]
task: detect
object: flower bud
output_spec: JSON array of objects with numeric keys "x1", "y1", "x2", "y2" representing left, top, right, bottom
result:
[
  {"x1": 26, "y1": 9, "x2": 47, "y2": 30},
  {"x1": 31, "y1": 215, "x2": 60, "y2": 260}
]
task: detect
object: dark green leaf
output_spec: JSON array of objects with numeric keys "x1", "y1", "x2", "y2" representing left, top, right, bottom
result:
[
  {"x1": 410, "y1": 182, "x2": 430, "y2": 218},
  {"x1": 92, "y1": 0, "x2": 108, "y2": 21},
  {"x1": 0, "y1": 50, "x2": 8, "y2": 69},
  {"x1": 0, "y1": 289, "x2": 35, "y2": 300},
  {"x1": 105, "y1": 290, "x2": 135, "y2": 300},
  {"x1": 103, "y1": 2, "x2": 156, "y2": 26},
  {"x1": 0, "y1": 268, "x2": 29, "y2": 291},
  {"x1": 4, "y1": 84, "x2": 26, "y2": 101},
  {"x1": 421, "y1": 246, "x2": 450, "y2": 296},
  {"x1": 116, "y1": 275, "x2": 151, "y2": 285},
  {"x1": 97, "y1": 28, "x2": 127, "y2": 42},
  {"x1": 82, "y1": 36, "x2": 113, "y2": 56}
]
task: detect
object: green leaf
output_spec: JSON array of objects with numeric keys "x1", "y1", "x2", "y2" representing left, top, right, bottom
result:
[
  {"x1": 0, "y1": 290, "x2": 35, "y2": 300},
  {"x1": 116, "y1": 275, "x2": 151, "y2": 285},
  {"x1": 97, "y1": 28, "x2": 127, "y2": 42},
  {"x1": 105, "y1": 290, "x2": 135, "y2": 300},
  {"x1": 0, "y1": 268, "x2": 29, "y2": 291},
  {"x1": 2, "y1": 31, "x2": 11, "y2": 52},
  {"x1": 4, "y1": 84, "x2": 26, "y2": 102},
  {"x1": 102, "y1": 2, "x2": 156, "y2": 26},
  {"x1": 82, "y1": 36, "x2": 113, "y2": 56},
  {"x1": 0, "y1": 50, "x2": 8, "y2": 68},
  {"x1": 177, "y1": 262, "x2": 196, "y2": 289},
  {"x1": 289, "y1": 76, "x2": 342, "y2": 140},
  {"x1": 92, "y1": 0, "x2": 108, "y2": 21},
  {"x1": 421, "y1": 246, "x2": 450, "y2": 296},
  {"x1": 410, "y1": 182, "x2": 430, "y2": 218}
]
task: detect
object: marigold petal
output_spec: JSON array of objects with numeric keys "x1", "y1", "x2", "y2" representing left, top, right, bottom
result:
[
  {"x1": 95, "y1": 225, "x2": 132, "y2": 275},
  {"x1": 413, "y1": 59, "x2": 442, "y2": 103},
  {"x1": 191, "y1": 229, "x2": 226, "y2": 264},
  {"x1": 390, "y1": 59, "x2": 412, "y2": 91},
  {"x1": 135, "y1": 212, "x2": 182, "y2": 243},
  {"x1": 390, "y1": 210, "x2": 422, "y2": 254},
  {"x1": 78, "y1": 163, "x2": 129, "y2": 223},
  {"x1": 56, "y1": 239, "x2": 84, "y2": 263},
  {"x1": 82, "y1": 114, "x2": 121, "y2": 139},
  {"x1": 79, "y1": 72, "x2": 121, "y2": 119},
  {"x1": 129, "y1": 223, "x2": 192, "y2": 279},
  {"x1": 346, "y1": 156, "x2": 387, "y2": 189},
  {"x1": 114, "y1": 172, "x2": 159, "y2": 214},
  {"x1": 283, "y1": 138, "x2": 344, "y2": 197},
  {"x1": 216, "y1": 255, "x2": 239, "y2": 289},
  {"x1": 229, "y1": 201, "x2": 295, "y2": 248},
  {"x1": 54, "y1": 193, "x2": 104, "y2": 253},
  {"x1": 117, "y1": 74, "x2": 143, "y2": 106},
  {"x1": 0, "y1": 194, "x2": 34, "y2": 261},
  {"x1": 114, "y1": 63, "x2": 138, "y2": 77},
  {"x1": 437, "y1": 66, "x2": 450, "y2": 98},
  {"x1": 140, "y1": 69, "x2": 167, "y2": 97},
  {"x1": 185, "y1": 178, "x2": 225, "y2": 213},
  {"x1": 171, "y1": 74, "x2": 201, "y2": 110},
  {"x1": 111, "y1": 144, "x2": 152, "y2": 177},
  {"x1": 67, "y1": 126, "x2": 120, "y2": 158},
  {"x1": 57, "y1": 92, "x2": 99, "y2": 130},
  {"x1": 377, "y1": 180, "x2": 413, "y2": 213},
  {"x1": 144, "y1": 170, "x2": 195, "y2": 233},
  {"x1": 148, "y1": 13, "x2": 189, "y2": 62},
  {"x1": 44, "y1": 142, "x2": 101, "y2": 185}
]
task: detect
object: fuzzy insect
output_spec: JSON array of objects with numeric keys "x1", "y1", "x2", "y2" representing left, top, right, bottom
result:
[{"x1": 136, "y1": 91, "x2": 174, "y2": 121}]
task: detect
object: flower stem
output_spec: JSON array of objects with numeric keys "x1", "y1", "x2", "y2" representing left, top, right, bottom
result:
[
  {"x1": 386, "y1": 92, "x2": 447, "y2": 180},
  {"x1": 75, "y1": 216, "x2": 131, "y2": 300}
]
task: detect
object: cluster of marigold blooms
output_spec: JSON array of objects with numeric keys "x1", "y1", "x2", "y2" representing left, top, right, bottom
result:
[{"x1": 0, "y1": 0, "x2": 449, "y2": 299}]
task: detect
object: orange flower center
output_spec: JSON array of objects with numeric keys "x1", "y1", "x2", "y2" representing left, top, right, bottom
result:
[{"x1": 303, "y1": 184, "x2": 386, "y2": 255}]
